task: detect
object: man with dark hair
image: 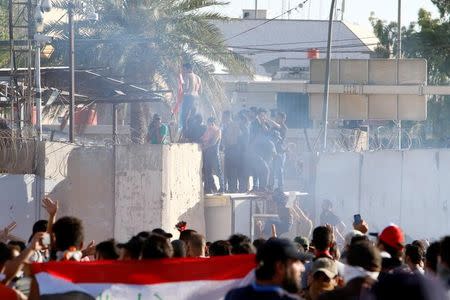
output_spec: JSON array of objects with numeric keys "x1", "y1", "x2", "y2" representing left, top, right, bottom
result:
[
  {"x1": 370, "y1": 272, "x2": 448, "y2": 300},
  {"x1": 225, "y1": 238, "x2": 306, "y2": 300},
  {"x1": 425, "y1": 241, "x2": 440, "y2": 275},
  {"x1": 147, "y1": 114, "x2": 169, "y2": 144},
  {"x1": 171, "y1": 240, "x2": 187, "y2": 258},
  {"x1": 222, "y1": 111, "x2": 241, "y2": 193},
  {"x1": 142, "y1": 234, "x2": 174, "y2": 259},
  {"x1": 95, "y1": 239, "x2": 119, "y2": 260},
  {"x1": 319, "y1": 241, "x2": 381, "y2": 300},
  {"x1": 237, "y1": 113, "x2": 250, "y2": 192},
  {"x1": 311, "y1": 226, "x2": 334, "y2": 259},
  {"x1": 52, "y1": 216, "x2": 84, "y2": 261},
  {"x1": 202, "y1": 117, "x2": 224, "y2": 193},
  {"x1": 117, "y1": 236, "x2": 146, "y2": 260},
  {"x1": 228, "y1": 234, "x2": 251, "y2": 250},
  {"x1": 301, "y1": 226, "x2": 334, "y2": 291},
  {"x1": 263, "y1": 189, "x2": 294, "y2": 237},
  {"x1": 231, "y1": 242, "x2": 256, "y2": 255},
  {"x1": 319, "y1": 200, "x2": 345, "y2": 243},
  {"x1": 438, "y1": 236, "x2": 450, "y2": 290},
  {"x1": 0, "y1": 242, "x2": 12, "y2": 272},
  {"x1": 209, "y1": 240, "x2": 231, "y2": 256},
  {"x1": 28, "y1": 220, "x2": 48, "y2": 243},
  {"x1": 405, "y1": 244, "x2": 425, "y2": 274},
  {"x1": 179, "y1": 229, "x2": 197, "y2": 243},
  {"x1": 184, "y1": 114, "x2": 206, "y2": 143}
]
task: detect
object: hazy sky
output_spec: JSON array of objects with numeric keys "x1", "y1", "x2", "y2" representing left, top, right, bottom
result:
[{"x1": 217, "y1": 0, "x2": 440, "y2": 30}]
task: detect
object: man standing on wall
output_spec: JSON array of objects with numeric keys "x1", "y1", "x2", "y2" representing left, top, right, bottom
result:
[
  {"x1": 181, "y1": 63, "x2": 202, "y2": 132},
  {"x1": 202, "y1": 117, "x2": 224, "y2": 194}
]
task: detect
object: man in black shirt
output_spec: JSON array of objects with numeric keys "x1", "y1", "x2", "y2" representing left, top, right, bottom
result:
[{"x1": 225, "y1": 239, "x2": 306, "y2": 300}]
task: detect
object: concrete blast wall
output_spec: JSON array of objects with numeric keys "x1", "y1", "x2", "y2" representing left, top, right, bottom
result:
[
  {"x1": 0, "y1": 175, "x2": 38, "y2": 241},
  {"x1": 115, "y1": 144, "x2": 204, "y2": 241},
  {"x1": 315, "y1": 150, "x2": 450, "y2": 240},
  {"x1": 41, "y1": 142, "x2": 203, "y2": 244}
]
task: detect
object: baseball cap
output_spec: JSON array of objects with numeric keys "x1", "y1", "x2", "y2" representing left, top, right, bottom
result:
[
  {"x1": 256, "y1": 238, "x2": 310, "y2": 265},
  {"x1": 311, "y1": 258, "x2": 338, "y2": 279},
  {"x1": 378, "y1": 225, "x2": 405, "y2": 250},
  {"x1": 152, "y1": 228, "x2": 173, "y2": 239}
]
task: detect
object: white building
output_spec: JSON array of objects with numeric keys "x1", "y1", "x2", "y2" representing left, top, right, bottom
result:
[{"x1": 215, "y1": 12, "x2": 377, "y2": 130}]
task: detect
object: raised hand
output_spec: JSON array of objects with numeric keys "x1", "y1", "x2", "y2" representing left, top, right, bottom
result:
[
  {"x1": 271, "y1": 224, "x2": 277, "y2": 238},
  {"x1": 42, "y1": 197, "x2": 58, "y2": 216},
  {"x1": 82, "y1": 240, "x2": 96, "y2": 257},
  {"x1": 0, "y1": 221, "x2": 17, "y2": 242}
]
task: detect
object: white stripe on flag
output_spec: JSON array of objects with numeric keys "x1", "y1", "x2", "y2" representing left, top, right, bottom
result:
[{"x1": 36, "y1": 272, "x2": 250, "y2": 300}]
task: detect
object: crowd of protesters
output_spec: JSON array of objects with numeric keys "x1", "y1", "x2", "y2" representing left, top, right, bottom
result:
[
  {"x1": 147, "y1": 106, "x2": 289, "y2": 195},
  {"x1": 0, "y1": 194, "x2": 450, "y2": 300},
  {"x1": 180, "y1": 106, "x2": 288, "y2": 194}
]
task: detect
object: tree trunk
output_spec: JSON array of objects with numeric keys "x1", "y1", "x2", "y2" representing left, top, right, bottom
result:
[{"x1": 130, "y1": 102, "x2": 146, "y2": 144}]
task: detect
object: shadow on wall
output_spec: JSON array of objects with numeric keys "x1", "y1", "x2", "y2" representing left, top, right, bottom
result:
[
  {"x1": 177, "y1": 200, "x2": 204, "y2": 239},
  {"x1": 47, "y1": 146, "x2": 114, "y2": 243}
]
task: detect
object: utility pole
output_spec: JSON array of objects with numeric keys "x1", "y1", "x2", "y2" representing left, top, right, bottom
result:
[
  {"x1": 321, "y1": 0, "x2": 337, "y2": 152},
  {"x1": 254, "y1": 0, "x2": 258, "y2": 19},
  {"x1": 68, "y1": 3, "x2": 75, "y2": 143},
  {"x1": 35, "y1": 41, "x2": 42, "y2": 140},
  {"x1": 397, "y1": 0, "x2": 402, "y2": 150}
]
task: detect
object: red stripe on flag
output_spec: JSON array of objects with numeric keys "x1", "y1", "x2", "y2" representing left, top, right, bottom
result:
[{"x1": 31, "y1": 255, "x2": 256, "y2": 285}]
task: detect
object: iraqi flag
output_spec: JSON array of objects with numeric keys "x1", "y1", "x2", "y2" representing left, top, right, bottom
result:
[
  {"x1": 31, "y1": 255, "x2": 256, "y2": 300},
  {"x1": 171, "y1": 72, "x2": 184, "y2": 116}
]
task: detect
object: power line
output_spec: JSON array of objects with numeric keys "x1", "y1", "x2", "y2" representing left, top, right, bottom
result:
[
  {"x1": 230, "y1": 35, "x2": 379, "y2": 48},
  {"x1": 224, "y1": 0, "x2": 312, "y2": 42}
]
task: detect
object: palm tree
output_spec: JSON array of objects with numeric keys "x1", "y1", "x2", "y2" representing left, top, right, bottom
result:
[
  {"x1": 46, "y1": 0, "x2": 253, "y2": 143},
  {"x1": 0, "y1": 0, "x2": 9, "y2": 67}
]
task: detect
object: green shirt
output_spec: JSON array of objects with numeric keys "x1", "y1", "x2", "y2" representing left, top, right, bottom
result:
[{"x1": 149, "y1": 124, "x2": 169, "y2": 144}]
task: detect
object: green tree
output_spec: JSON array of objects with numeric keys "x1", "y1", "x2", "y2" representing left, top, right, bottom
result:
[
  {"x1": 46, "y1": 0, "x2": 252, "y2": 143},
  {"x1": 371, "y1": 8, "x2": 450, "y2": 146},
  {"x1": 0, "y1": 0, "x2": 9, "y2": 67}
]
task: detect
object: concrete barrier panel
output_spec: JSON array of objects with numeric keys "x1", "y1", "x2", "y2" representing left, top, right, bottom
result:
[
  {"x1": 401, "y1": 150, "x2": 441, "y2": 240},
  {"x1": 115, "y1": 145, "x2": 164, "y2": 242},
  {"x1": 48, "y1": 146, "x2": 115, "y2": 244},
  {"x1": 0, "y1": 174, "x2": 37, "y2": 241},
  {"x1": 437, "y1": 150, "x2": 450, "y2": 238},
  {"x1": 315, "y1": 152, "x2": 360, "y2": 227},
  {"x1": 360, "y1": 151, "x2": 402, "y2": 233},
  {"x1": 161, "y1": 144, "x2": 204, "y2": 238}
]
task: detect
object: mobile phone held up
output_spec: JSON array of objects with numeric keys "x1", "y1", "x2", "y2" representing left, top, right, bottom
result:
[{"x1": 353, "y1": 214, "x2": 362, "y2": 225}]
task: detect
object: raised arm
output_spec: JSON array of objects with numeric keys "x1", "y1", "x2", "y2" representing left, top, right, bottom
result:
[
  {"x1": 42, "y1": 197, "x2": 58, "y2": 235},
  {"x1": 2, "y1": 232, "x2": 45, "y2": 285}
]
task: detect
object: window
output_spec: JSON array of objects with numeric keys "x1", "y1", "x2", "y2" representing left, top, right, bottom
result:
[{"x1": 276, "y1": 92, "x2": 312, "y2": 128}]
